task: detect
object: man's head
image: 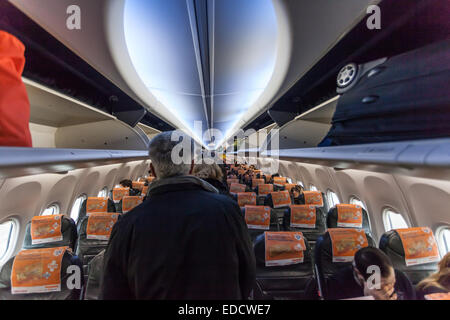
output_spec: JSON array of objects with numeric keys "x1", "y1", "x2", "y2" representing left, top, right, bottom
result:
[
  {"x1": 120, "y1": 179, "x2": 132, "y2": 189},
  {"x1": 353, "y1": 247, "x2": 396, "y2": 299},
  {"x1": 354, "y1": 247, "x2": 394, "y2": 281},
  {"x1": 148, "y1": 131, "x2": 194, "y2": 179}
]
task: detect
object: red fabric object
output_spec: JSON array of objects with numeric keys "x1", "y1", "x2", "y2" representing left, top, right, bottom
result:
[{"x1": 0, "y1": 30, "x2": 32, "y2": 147}]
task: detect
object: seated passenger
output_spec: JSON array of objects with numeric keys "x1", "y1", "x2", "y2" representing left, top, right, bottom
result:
[
  {"x1": 268, "y1": 173, "x2": 280, "y2": 184},
  {"x1": 192, "y1": 163, "x2": 229, "y2": 195},
  {"x1": 416, "y1": 252, "x2": 450, "y2": 300},
  {"x1": 326, "y1": 247, "x2": 416, "y2": 300},
  {"x1": 119, "y1": 179, "x2": 140, "y2": 196},
  {"x1": 101, "y1": 131, "x2": 255, "y2": 300},
  {"x1": 290, "y1": 185, "x2": 304, "y2": 204}
]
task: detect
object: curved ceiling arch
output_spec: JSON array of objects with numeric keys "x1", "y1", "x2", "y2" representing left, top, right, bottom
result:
[{"x1": 116, "y1": 0, "x2": 279, "y2": 146}]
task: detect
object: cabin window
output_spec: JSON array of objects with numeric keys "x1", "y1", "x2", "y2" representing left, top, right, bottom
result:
[
  {"x1": 326, "y1": 190, "x2": 340, "y2": 208},
  {"x1": 383, "y1": 208, "x2": 408, "y2": 231},
  {"x1": 437, "y1": 227, "x2": 450, "y2": 257},
  {"x1": 41, "y1": 203, "x2": 60, "y2": 216},
  {"x1": 98, "y1": 187, "x2": 108, "y2": 198},
  {"x1": 349, "y1": 196, "x2": 367, "y2": 210},
  {"x1": 309, "y1": 185, "x2": 318, "y2": 191},
  {"x1": 0, "y1": 219, "x2": 18, "y2": 265},
  {"x1": 70, "y1": 194, "x2": 87, "y2": 222}
]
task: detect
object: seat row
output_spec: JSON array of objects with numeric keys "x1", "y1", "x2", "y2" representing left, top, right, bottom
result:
[{"x1": 0, "y1": 177, "x2": 154, "y2": 300}]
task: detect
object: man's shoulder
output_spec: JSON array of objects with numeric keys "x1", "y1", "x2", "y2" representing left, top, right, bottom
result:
[{"x1": 195, "y1": 191, "x2": 240, "y2": 211}]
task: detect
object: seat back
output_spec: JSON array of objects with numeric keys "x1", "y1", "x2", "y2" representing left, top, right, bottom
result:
[
  {"x1": 78, "y1": 197, "x2": 116, "y2": 224},
  {"x1": 0, "y1": 247, "x2": 83, "y2": 300},
  {"x1": 111, "y1": 187, "x2": 130, "y2": 204},
  {"x1": 379, "y1": 228, "x2": 440, "y2": 285},
  {"x1": 84, "y1": 250, "x2": 105, "y2": 300},
  {"x1": 229, "y1": 183, "x2": 247, "y2": 194},
  {"x1": 22, "y1": 214, "x2": 77, "y2": 251},
  {"x1": 251, "y1": 178, "x2": 265, "y2": 190},
  {"x1": 235, "y1": 192, "x2": 257, "y2": 208},
  {"x1": 117, "y1": 196, "x2": 144, "y2": 214},
  {"x1": 283, "y1": 205, "x2": 327, "y2": 243},
  {"x1": 255, "y1": 184, "x2": 274, "y2": 205},
  {"x1": 76, "y1": 212, "x2": 119, "y2": 272},
  {"x1": 326, "y1": 204, "x2": 372, "y2": 235},
  {"x1": 253, "y1": 232, "x2": 314, "y2": 299},
  {"x1": 314, "y1": 228, "x2": 376, "y2": 298},
  {"x1": 0, "y1": 215, "x2": 82, "y2": 300},
  {"x1": 272, "y1": 177, "x2": 287, "y2": 191},
  {"x1": 241, "y1": 206, "x2": 281, "y2": 241},
  {"x1": 264, "y1": 191, "x2": 291, "y2": 224}
]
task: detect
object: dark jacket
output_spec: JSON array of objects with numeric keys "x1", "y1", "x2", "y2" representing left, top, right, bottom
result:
[
  {"x1": 203, "y1": 178, "x2": 229, "y2": 195},
  {"x1": 326, "y1": 265, "x2": 416, "y2": 300},
  {"x1": 101, "y1": 175, "x2": 255, "y2": 300},
  {"x1": 416, "y1": 285, "x2": 449, "y2": 300}
]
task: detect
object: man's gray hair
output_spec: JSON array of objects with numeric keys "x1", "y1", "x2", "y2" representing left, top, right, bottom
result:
[{"x1": 148, "y1": 131, "x2": 193, "y2": 179}]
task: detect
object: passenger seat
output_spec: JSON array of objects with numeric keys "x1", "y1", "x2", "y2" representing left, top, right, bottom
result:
[
  {"x1": 75, "y1": 212, "x2": 120, "y2": 283},
  {"x1": 314, "y1": 228, "x2": 376, "y2": 299},
  {"x1": 235, "y1": 192, "x2": 257, "y2": 208},
  {"x1": 326, "y1": 204, "x2": 372, "y2": 235},
  {"x1": 116, "y1": 196, "x2": 144, "y2": 214},
  {"x1": 111, "y1": 187, "x2": 130, "y2": 211},
  {"x1": 282, "y1": 205, "x2": 327, "y2": 245},
  {"x1": 272, "y1": 177, "x2": 287, "y2": 192},
  {"x1": 264, "y1": 190, "x2": 292, "y2": 226},
  {"x1": 77, "y1": 197, "x2": 116, "y2": 225},
  {"x1": 0, "y1": 215, "x2": 82, "y2": 300},
  {"x1": 253, "y1": 232, "x2": 314, "y2": 300},
  {"x1": 241, "y1": 205, "x2": 280, "y2": 241},
  {"x1": 255, "y1": 184, "x2": 273, "y2": 205},
  {"x1": 379, "y1": 227, "x2": 440, "y2": 285}
]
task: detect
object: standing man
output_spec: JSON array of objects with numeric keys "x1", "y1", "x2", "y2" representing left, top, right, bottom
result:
[{"x1": 101, "y1": 131, "x2": 255, "y2": 299}]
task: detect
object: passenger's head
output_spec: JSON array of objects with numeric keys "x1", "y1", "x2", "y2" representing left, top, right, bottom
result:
[
  {"x1": 148, "y1": 131, "x2": 194, "y2": 179},
  {"x1": 353, "y1": 247, "x2": 395, "y2": 282},
  {"x1": 290, "y1": 185, "x2": 304, "y2": 198},
  {"x1": 119, "y1": 179, "x2": 132, "y2": 189},
  {"x1": 192, "y1": 163, "x2": 223, "y2": 181},
  {"x1": 417, "y1": 252, "x2": 450, "y2": 291}
]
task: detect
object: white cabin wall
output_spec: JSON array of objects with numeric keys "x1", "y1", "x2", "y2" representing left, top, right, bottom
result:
[
  {"x1": 393, "y1": 175, "x2": 450, "y2": 232},
  {"x1": 29, "y1": 123, "x2": 57, "y2": 148}
]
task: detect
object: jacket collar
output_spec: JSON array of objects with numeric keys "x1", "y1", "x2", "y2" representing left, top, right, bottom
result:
[{"x1": 148, "y1": 175, "x2": 219, "y2": 195}]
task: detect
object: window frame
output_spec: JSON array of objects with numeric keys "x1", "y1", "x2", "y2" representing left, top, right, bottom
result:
[
  {"x1": 382, "y1": 207, "x2": 409, "y2": 232},
  {"x1": 0, "y1": 217, "x2": 19, "y2": 266},
  {"x1": 70, "y1": 194, "x2": 87, "y2": 222},
  {"x1": 436, "y1": 225, "x2": 450, "y2": 257},
  {"x1": 41, "y1": 202, "x2": 61, "y2": 216},
  {"x1": 98, "y1": 187, "x2": 108, "y2": 198},
  {"x1": 326, "y1": 189, "x2": 340, "y2": 209},
  {"x1": 349, "y1": 196, "x2": 367, "y2": 210}
]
